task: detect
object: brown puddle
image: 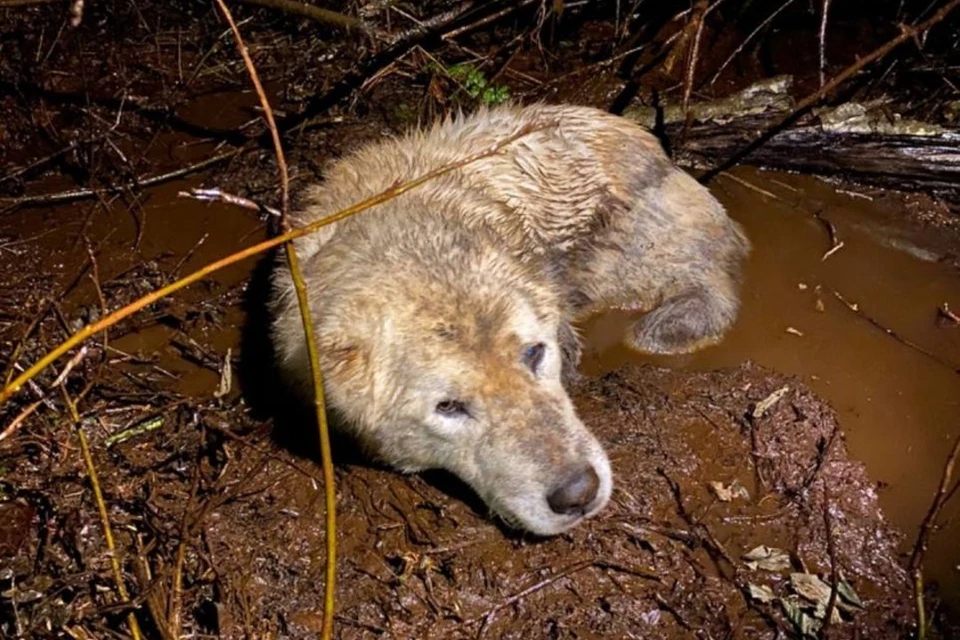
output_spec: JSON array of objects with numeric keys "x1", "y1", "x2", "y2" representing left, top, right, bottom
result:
[
  {"x1": 61, "y1": 156, "x2": 960, "y2": 610},
  {"x1": 581, "y1": 166, "x2": 960, "y2": 609},
  {"x1": 4, "y1": 127, "x2": 960, "y2": 628}
]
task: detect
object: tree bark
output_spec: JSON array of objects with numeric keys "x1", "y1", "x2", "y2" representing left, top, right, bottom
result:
[{"x1": 623, "y1": 82, "x2": 960, "y2": 202}]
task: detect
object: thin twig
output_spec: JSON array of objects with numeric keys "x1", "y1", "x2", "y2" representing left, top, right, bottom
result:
[
  {"x1": 681, "y1": 0, "x2": 729, "y2": 140},
  {"x1": 235, "y1": 0, "x2": 365, "y2": 31},
  {"x1": 908, "y1": 435, "x2": 960, "y2": 640},
  {"x1": 937, "y1": 302, "x2": 960, "y2": 325},
  {"x1": 213, "y1": 2, "x2": 288, "y2": 216},
  {"x1": 0, "y1": 148, "x2": 244, "y2": 207},
  {"x1": 471, "y1": 559, "x2": 593, "y2": 627},
  {"x1": 285, "y1": 244, "x2": 337, "y2": 638},
  {"x1": 179, "y1": 187, "x2": 281, "y2": 218},
  {"x1": 0, "y1": 121, "x2": 554, "y2": 406},
  {"x1": 718, "y1": 171, "x2": 788, "y2": 202},
  {"x1": 700, "y1": 0, "x2": 960, "y2": 182},
  {"x1": 169, "y1": 232, "x2": 211, "y2": 280},
  {"x1": 821, "y1": 481, "x2": 840, "y2": 631},
  {"x1": 831, "y1": 289, "x2": 960, "y2": 375},
  {"x1": 818, "y1": 0, "x2": 833, "y2": 88},
  {"x1": 679, "y1": 1, "x2": 709, "y2": 144},
  {"x1": 0, "y1": 138, "x2": 88, "y2": 184},
  {"x1": 813, "y1": 209, "x2": 844, "y2": 261},
  {"x1": 167, "y1": 540, "x2": 187, "y2": 635},
  {"x1": 62, "y1": 386, "x2": 143, "y2": 640},
  {"x1": 821, "y1": 241, "x2": 845, "y2": 261},
  {"x1": 131, "y1": 542, "x2": 176, "y2": 640},
  {"x1": 3, "y1": 301, "x2": 54, "y2": 387},
  {"x1": 706, "y1": 0, "x2": 799, "y2": 87},
  {"x1": 167, "y1": 466, "x2": 199, "y2": 638},
  {"x1": 0, "y1": 0, "x2": 62, "y2": 5},
  {"x1": 0, "y1": 400, "x2": 42, "y2": 443},
  {"x1": 50, "y1": 345, "x2": 88, "y2": 388},
  {"x1": 199, "y1": 2, "x2": 337, "y2": 636}
]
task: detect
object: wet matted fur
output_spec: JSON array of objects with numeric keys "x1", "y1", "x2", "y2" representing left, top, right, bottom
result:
[{"x1": 268, "y1": 103, "x2": 750, "y2": 535}]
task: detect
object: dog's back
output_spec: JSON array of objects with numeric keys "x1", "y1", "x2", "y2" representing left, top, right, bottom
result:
[{"x1": 267, "y1": 103, "x2": 750, "y2": 535}]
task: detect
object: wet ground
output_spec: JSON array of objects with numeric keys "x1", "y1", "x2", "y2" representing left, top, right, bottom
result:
[
  {"x1": 2, "y1": 119, "x2": 958, "y2": 639},
  {"x1": 581, "y1": 166, "x2": 960, "y2": 616},
  {"x1": 0, "y1": 353, "x2": 920, "y2": 639},
  {"x1": 2, "y1": 2, "x2": 960, "y2": 638}
]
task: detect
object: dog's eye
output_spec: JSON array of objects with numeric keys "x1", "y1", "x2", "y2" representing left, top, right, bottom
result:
[
  {"x1": 435, "y1": 400, "x2": 468, "y2": 416},
  {"x1": 522, "y1": 342, "x2": 546, "y2": 373}
]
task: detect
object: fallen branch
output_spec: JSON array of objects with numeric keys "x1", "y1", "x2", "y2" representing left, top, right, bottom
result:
[
  {"x1": 821, "y1": 482, "x2": 841, "y2": 631},
  {"x1": 179, "y1": 187, "x2": 281, "y2": 218},
  {"x1": 908, "y1": 435, "x2": 960, "y2": 640},
  {"x1": 699, "y1": 0, "x2": 960, "y2": 183},
  {"x1": 471, "y1": 559, "x2": 594, "y2": 628},
  {"x1": 234, "y1": 0, "x2": 365, "y2": 32},
  {"x1": 831, "y1": 289, "x2": 960, "y2": 376},
  {"x1": 61, "y1": 384, "x2": 143, "y2": 640},
  {"x1": 212, "y1": 0, "x2": 337, "y2": 636},
  {"x1": 627, "y1": 75, "x2": 960, "y2": 200},
  {"x1": 0, "y1": 148, "x2": 245, "y2": 207}
]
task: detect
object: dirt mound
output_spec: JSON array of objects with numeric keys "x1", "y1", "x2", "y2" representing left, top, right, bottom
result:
[{"x1": 0, "y1": 362, "x2": 913, "y2": 638}]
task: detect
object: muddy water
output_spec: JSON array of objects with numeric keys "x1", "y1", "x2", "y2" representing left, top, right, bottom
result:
[
  {"x1": 93, "y1": 159, "x2": 960, "y2": 609},
  {"x1": 1, "y1": 170, "x2": 265, "y2": 396},
  {"x1": 7, "y1": 149, "x2": 958, "y2": 614},
  {"x1": 581, "y1": 166, "x2": 960, "y2": 610}
]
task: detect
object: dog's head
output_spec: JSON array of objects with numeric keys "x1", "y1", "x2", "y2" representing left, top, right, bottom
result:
[{"x1": 271, "y1": 213, "x2": 612, "y2": 535}]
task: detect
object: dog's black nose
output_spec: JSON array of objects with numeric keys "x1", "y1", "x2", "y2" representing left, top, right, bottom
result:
[{"x1": 547, "y1": 466, "x2": 600, "y2": 515}]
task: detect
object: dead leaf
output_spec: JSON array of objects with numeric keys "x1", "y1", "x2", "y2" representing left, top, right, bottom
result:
[
  {"x1": 747, "y1": 583, "x2": 776, "y2": 604},
  {"x1": 781, "y1": 596, "x2": 822, "y2": 638},
  {"x1": 790, "y1": 572, "x2": 832, "y2": 604},
  {"x1": 790, "y1": 573, "x2": 843, "y2": 623},
  {"x1": 743, "y1": 545, "x2": 791, "y2": 572},
  {"x1": 709, "y1": 480, "x2": 750, "y2": 502},
  {"x1": 814, "y1": 599, "x2": 844, "y2": 624},
  {"x1": 751, "y1": 386, "x2": 790, "y2": 419},
  {"x1": 215, "y1": 348, "x2": 233, "y2": 398},
  {"x1": 837, "y1": 578, "x2": 864, "y2": 609}
]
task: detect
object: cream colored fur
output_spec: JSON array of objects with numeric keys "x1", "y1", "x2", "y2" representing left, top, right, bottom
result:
[{"x1": 268, "y1": 103, "x2": 750, "y2": 535}]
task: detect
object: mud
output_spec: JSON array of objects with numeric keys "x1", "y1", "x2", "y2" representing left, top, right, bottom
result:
[
  {"x1": 0, "y1": 361, "x2": 915, "y2": 639},
  {"x1": 1, "y1": 2, "x2": 960, "y2": 638},
  {"x1": 2, "y1": 158, "x2": 957, "y2": 640},
  {"x1": 581, "y1": 165, "x2": 960, "y2": 618}
]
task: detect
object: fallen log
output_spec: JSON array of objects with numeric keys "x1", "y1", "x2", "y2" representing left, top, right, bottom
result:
[{"x1": 624, "y1": 76, "x2": 960, "y2": 202}]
